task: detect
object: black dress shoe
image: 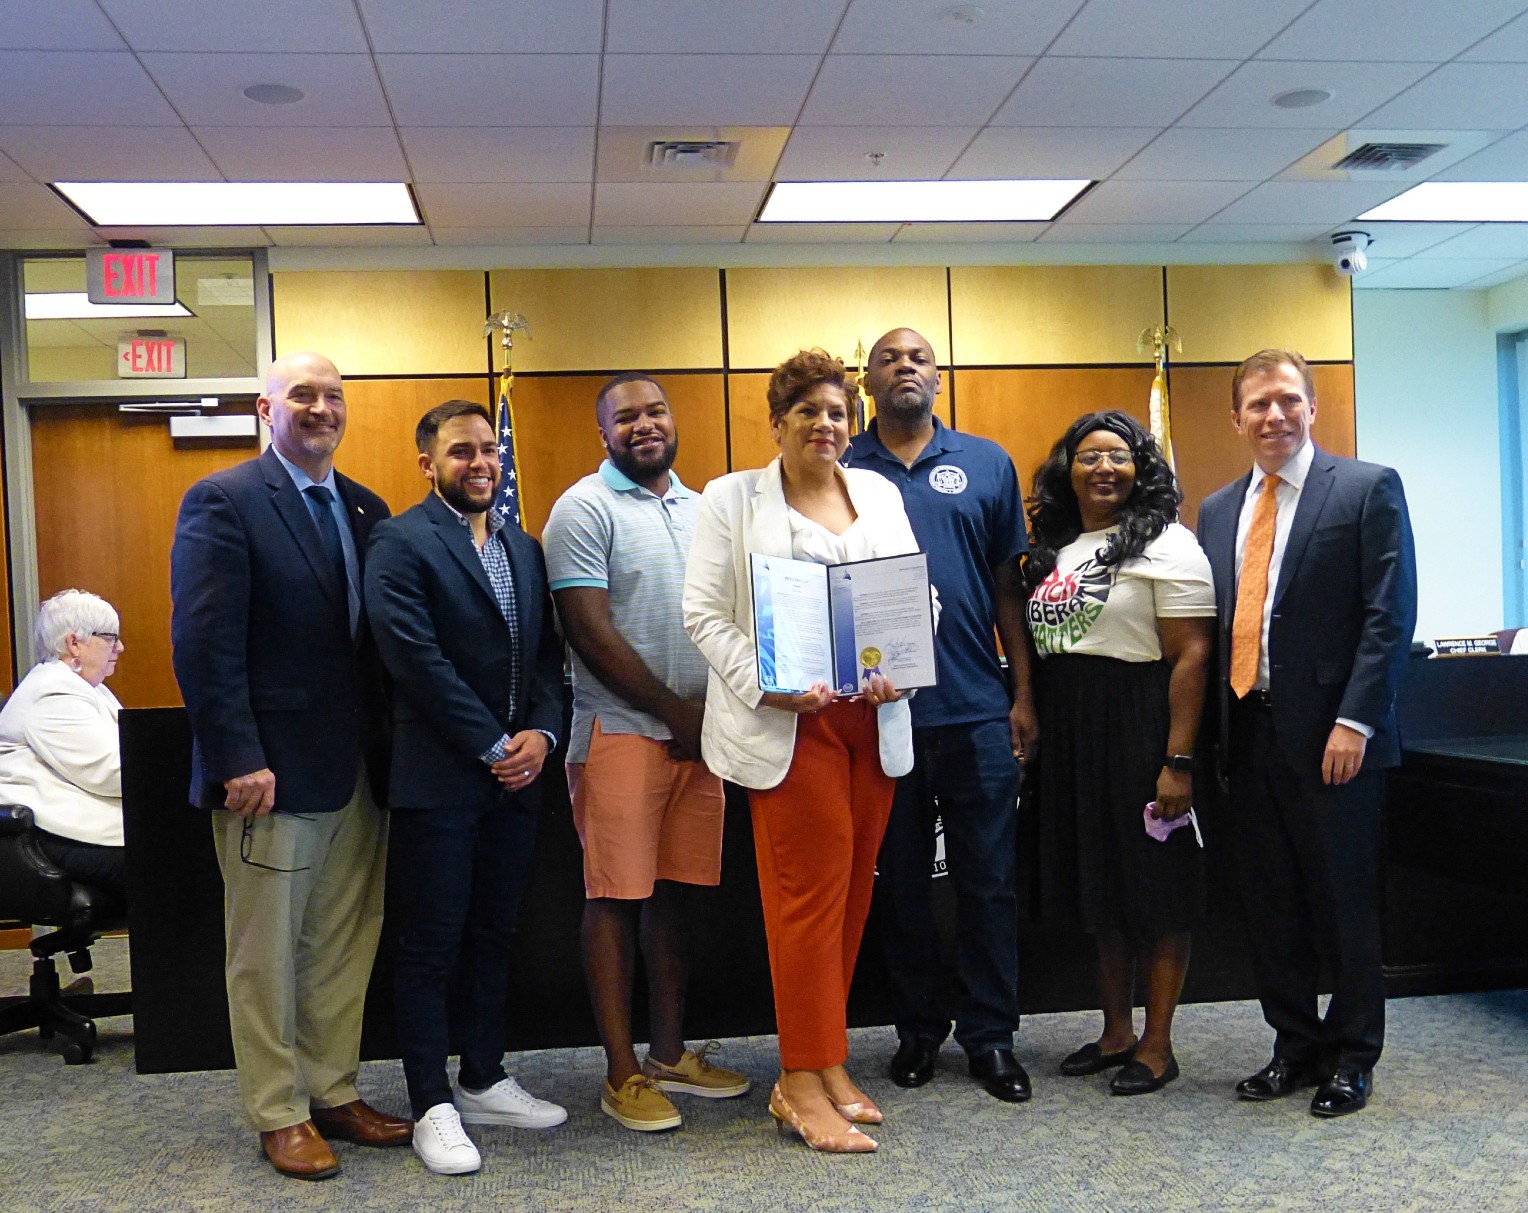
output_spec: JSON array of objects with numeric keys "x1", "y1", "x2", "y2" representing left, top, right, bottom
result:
[
  {"x1": 968, "y1": 1048, "x2": 1032, "y2": 1103},
  {"x1": 1109, "y1": 1055, "x2": 1179, "y2": 1096},
  {"x1": 1235, "y1": 1056, "x2": 1324, "y2": 1102},
  {"x1": 1310, "y1": 1067, "x2": 1372, "y2": 1118},
  {"x1": 1059, "y1": 1040, "x2": 1137, "y2": 1077},
  {"x1": 889, "y1": 1037, "x2": 939, "y2": 1088}
]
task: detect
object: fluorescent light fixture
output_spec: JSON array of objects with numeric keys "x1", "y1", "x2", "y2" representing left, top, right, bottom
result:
[
  {"x1": 24, "y1": 292, "x2": 192, "y2": 320},
  {"x1": 758, "y1": 179, "x2": 1091, "y2": 223},
  {"x1": 1358, "y1": 182, "x2": 1528, "y2": 222},
  {"x1": 52, "y1": 181, "x2": 420, "y2": 227}
]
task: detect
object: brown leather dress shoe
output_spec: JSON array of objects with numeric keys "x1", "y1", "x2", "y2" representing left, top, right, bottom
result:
[
  {"x1": 311, "y1": 1099, "x2": 413, "y2": 1147},
  {"x1": 260, "y1": 1121, "x2": 339, "y2": 1180}
]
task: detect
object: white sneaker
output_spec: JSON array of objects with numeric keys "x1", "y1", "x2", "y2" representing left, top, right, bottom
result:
[
  {"x1": 456, "y1": 1076, "x2": 568, "y2": 1128},
  {"x1": 412, "y1": 1103, "x2": 481, "y2": 1175}
]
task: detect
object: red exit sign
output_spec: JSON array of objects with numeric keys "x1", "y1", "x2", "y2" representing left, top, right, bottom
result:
[
  {"x1": 87, "y1": 247, "x2": 177, "y2": 305},
  {"x1": 117, "y1": 337, "x2": 186, "y2": 379}
]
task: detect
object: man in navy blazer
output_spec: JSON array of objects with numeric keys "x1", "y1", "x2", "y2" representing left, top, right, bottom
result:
[
  {"x1": 171, "y1": 351, "x2": 409, "y2": 1180},
  {"x1": 1197, "y1": 348, "x2": 1416, "y2": 1119},
  {"x1": 364, "y1": 399, "x2": 569, "y2": 1175}
]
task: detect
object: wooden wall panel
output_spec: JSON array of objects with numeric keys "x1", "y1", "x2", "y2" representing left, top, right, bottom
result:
[
  {"x1": 30, "y1": 405, "x2": 256, "y2": 708},
  {"x1": 1168, "y1": 362, "x2": 1356, "y2": 531},
  {"x1": 1166, "y1": 264, "x2": 1353, "y2": 363},
  {"x1": 487, "y1": 269, "x2": 723, "y2": 372},
  {"x1": 508, "y1": 373, "x2": 728, "y2": 536},
  {"x1": 272, "y1": 270, "x2": 488, "y2": 375},
  {"x1": 725, "y1": 267, "x2": 950, "y2": 371},
  {"x1": 950, "y1": 266, "x2": 1164, "y2": 366},
  {"x1": 335, "y1": 377, "x2": 493, "y2": 519},
  {"x1": 954, "y1": 368, "x2": 1156, "y2": 496}
]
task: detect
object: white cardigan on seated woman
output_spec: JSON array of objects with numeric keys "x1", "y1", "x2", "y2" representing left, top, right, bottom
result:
[
  {"x1": 0, "y1": 658, "x2": 123, "y2": 846},
  {"x1": 682, "y1": 458, "x2": 924, "y2": 791}
]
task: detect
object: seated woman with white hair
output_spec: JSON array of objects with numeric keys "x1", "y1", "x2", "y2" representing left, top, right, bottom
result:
[{"x1": 0, "y1": 588, "x2": 127, "y2": 898}]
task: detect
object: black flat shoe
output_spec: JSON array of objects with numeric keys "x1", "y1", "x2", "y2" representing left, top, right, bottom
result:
[
  {"x1": 1109, "y1": 1055, "x2": 1179, "y2": 1096},
  {"x1": 1310, "y1": 1068, "x2": 1372, "y2": 1118},
  {"x1": 968, "y1": 1048, "x2": 1032, "y2": 1103},
  {"x1": 1235, "y1": 1056, "x2": 1324, "y2": 1102},
  {"x1": 889, "y1": 1037, "x2": 940, "y2": 1088},
  {"x1": 1059, "y1": 1040, "x2": 1137, "y2": 1077}
]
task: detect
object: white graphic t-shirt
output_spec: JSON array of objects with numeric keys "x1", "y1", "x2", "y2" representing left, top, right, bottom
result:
[{"x1": 1027, "y1": 522, "x2": 1215, "y2": 662}]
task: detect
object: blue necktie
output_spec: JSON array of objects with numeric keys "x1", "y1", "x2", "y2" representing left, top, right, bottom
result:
[{"x1": 303, "y1": 485, "x2": 350, "y2": 605}]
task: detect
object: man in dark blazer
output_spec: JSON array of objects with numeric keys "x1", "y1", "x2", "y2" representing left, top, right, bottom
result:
[
  {"x1": 1197, "y1": 348, "x2": 1417, "y2": 1119},
  {"x1": 364, "y1": 399, "x2": 569, "y2": 1176},
  {"x1": 170, "y1": 351, "x2": 410, "y2": 1180}
]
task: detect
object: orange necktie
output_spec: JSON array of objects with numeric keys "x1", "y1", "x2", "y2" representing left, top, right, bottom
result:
[{"x1": 1229, "y1": 473, "x2": 1281, "y2": 698}]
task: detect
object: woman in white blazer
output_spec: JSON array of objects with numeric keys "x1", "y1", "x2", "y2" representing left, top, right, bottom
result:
[
  {"x1": 0, "y1": 588, "x2": 126, "y2": 897},
  {"x1": 683, "y1": 350, "x2": 922, "y2": 1154}
]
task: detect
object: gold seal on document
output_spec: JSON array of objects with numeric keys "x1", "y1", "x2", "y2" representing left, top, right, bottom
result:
[{"x1": 859, "y1": 646, "x2": 882, "y2": 669}]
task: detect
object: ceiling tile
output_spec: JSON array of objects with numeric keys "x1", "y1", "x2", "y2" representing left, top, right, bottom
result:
[
  {"x1": 600, "y1": 54, "x2": 821, "y2": 126},
  {"x1": 776, "y1": 127, "x2": 974, "y2": 180},
  {"x1": 0, "y1": 126, "x2": 220, "y2": 181},
  {"x1": 1040, "y1": 222, "x2": 1195, "y2": 241},
  {"x1": 591, "y1": 225, "x2": 747, "y2": 244},
  {"x1": 606, "y1": 0, "x2": 845, "y2": 52},
  {"x1": 992, "y1": 57, "x2": 1233, "y2": 127},
  {"x1": 1356, "y1": 257, "x2": 1525, "y2": 288},
  {"x1": 99, "y1": 0, "x2": 367, "y2": 51},
  {"x1": 1175, "y1": 222, "x2": 1333, "y2": 243},
  {"x1": 833, "y1": 0, "x2": 1083, "y2": 55},
  {"x1": 1060, "y1": 179, "x2": 1253, "y2": 225},
  {"x1": 0, "y1": 150, "x2": 28, "y2": 182},
  {"x1": 429, "y1": 226, "x2": 591, "y2": 245},
  {"x1": 1051, "y1": 0, "x2": 1310, "y2": 57},
  {"x1": 1358, "y1": 222, "x2": 1481, "y2": 258},
  {"x1": 87, "y1": 224, "x2": 272, "y2": 246},
  {"x1": 0, "y1": 183, "x2": 97, "y2": 228},
  {"x1": 0, "y1": 228, "x2": 104, "y2": 249},
  {"x1": 949, "y1": 127, "x2": 1157, "y2": 179},
  {"x1": 0, "y1": 0, "x2": 124, "y2": 50},
  {"x1": 1176, "y1": 59, "x2": 1431, "y2": 128},
  {"x1": 414, "y1": 182, "x2": 592, "y2": 227},
  {"x1": 594, "y1": 182, "x2": 768, "y2": 225},
  {"x1": 1460, "y1": 10, "x2": 1528, "y2": 61},
  {"x1": 266, "y1": 225, "x2": 436, "y2": 247},
  {"x1": 196, "y1": 126, "x2": 409, "y2": 181},
  {"x1": 1210, "y1": 180, "x2": 1411, "y2": 225},
  {"x1": 1413, "y1": 225, "x2": 1528, "y2": 259},
  {"x1": 402, "y1": 128, "x2": 595, "y2": 183},
  {"x1": 378, "y1": 53, "x2": 599, "y2": 126},
  {"x1": 1434, "y1": 130, "x2": 1528, "y2": 181},
  {"x1": 358, "y1": 0, "x2": 604, "y2": 53},
  {"x1": 802, "y1": 55, "x2": 1032, "y2": 126},
  {"x1": 1115, "y1": 128, "x2": 1327, "y2": 181},
  {"x1": 894, "y1": 222, "x2": 1047, "y2": 242},
  {"x1": 141, "y1": 53, "x2": 390, "y2": 126},
  {"x1": 0, "y1": 51, "x2": 181, "y2": 125},
  {"x1": 1362, "y1": 63, "x2": 1528, "y2": 130},
  {"x1": 745, "y1": 222, "x2": 899, "y2": 243},
  {"x1": 1459, "y1": 262, "x2": 1528, "y2": 288},
  {"x1": 1259, "y1": 0, "x2": 1528, "y2": 62}
]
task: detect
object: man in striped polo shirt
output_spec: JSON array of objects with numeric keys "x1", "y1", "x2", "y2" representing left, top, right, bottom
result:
[{"x1": 544, "y1": 373, "x2": 750, "y2": 1133}]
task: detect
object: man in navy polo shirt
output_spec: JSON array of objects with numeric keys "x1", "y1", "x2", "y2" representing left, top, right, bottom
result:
[{"x1": 846, "y1": 327, "x2": 1038, "y2": 1103}]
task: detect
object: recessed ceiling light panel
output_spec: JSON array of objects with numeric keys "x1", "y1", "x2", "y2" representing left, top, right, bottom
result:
[
  {"x1": 758, "y1": 179, "x2": 1091, "y2": 224},
  {"x1": 52, "y1": 181, "x2": 421, "y2": 227},
  {"x1": 24, "y1": 292, "x2": 192, "y2": 320},
  {"x1": 1358, "y1": 182, "x2": 1528, "y2": 222}
]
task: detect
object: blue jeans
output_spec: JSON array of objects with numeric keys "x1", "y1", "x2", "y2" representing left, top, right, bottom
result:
[
  {"x1": 389, "y1": 797, "x2": 539, "y2": 1118},
  {"x1": 874, "y1": 718, "x2": 1022, "y2": 1055}
]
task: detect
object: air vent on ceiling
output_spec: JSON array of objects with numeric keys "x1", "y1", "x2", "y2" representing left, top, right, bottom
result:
[
  {"x1": 1331, "y1": 142, "x2": 1446, "y2": 171},
  {"x1": 645, "y1": 139, "x2": 739, "y2": 170}
]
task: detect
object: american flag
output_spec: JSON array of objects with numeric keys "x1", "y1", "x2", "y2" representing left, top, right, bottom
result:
[{"x1": 493, "y1": 368, "x2": 522, "y2": 529}]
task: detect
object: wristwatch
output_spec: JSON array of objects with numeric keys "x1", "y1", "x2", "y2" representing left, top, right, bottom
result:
[{"x1": 1163, "y1": 754, "x2": 1194, "y2": 773}]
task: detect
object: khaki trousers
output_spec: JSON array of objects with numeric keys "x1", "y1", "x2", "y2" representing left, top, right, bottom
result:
[{"x1": 211, "y1": 770, "x2": 387, "y2": 1132}]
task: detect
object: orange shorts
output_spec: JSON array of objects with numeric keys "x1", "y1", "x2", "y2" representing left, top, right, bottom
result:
[{"x1": 567, "y1": 718, "x2": 725, "y2": 900}]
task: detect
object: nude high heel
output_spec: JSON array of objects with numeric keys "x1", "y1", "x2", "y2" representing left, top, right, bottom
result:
[
  {"x1": 769, "y1": 1084, "x2": 877, "y2": 1153},
  {"x1": 830, "y1": 1098, "x2": 883, "y2": 1126}
]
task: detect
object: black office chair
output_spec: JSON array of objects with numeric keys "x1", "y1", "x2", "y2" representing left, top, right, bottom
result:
[{"x1": 0, "y1": 804, "x2": 131, "y2": 1063}]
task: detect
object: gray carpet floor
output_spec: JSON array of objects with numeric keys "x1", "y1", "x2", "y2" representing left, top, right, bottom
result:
[{"x1": 3, "y1": 937, "x2": 1527, "y2": 1212}]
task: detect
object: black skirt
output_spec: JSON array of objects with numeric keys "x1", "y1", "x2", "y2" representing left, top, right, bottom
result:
[{"x1": 1031, "y1": 652, "x2": 1204, "y2": 941}]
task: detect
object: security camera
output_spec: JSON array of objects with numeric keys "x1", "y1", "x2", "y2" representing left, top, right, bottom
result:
[{"x1": 1330, "y1": 230, "x2": 1371, "y2": 277}]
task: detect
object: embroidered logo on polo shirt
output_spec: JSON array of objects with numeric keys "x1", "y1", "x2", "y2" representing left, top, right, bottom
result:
[{"x1": 928, "y1": 465, "x2": 967, "y2": 494}]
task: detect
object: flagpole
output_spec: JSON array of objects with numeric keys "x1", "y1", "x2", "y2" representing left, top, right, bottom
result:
[
  {"x1": 1138, "y1": 323, "x2": 1180, "y2": 475},
  {"x1": 484, "y1": 310, "x2": 531, "y2": 529}
]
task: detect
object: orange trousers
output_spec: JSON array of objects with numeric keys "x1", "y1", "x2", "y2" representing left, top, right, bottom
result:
[{"x1": 747, "y1": 699, "x2": 895, "y2": 1070}]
